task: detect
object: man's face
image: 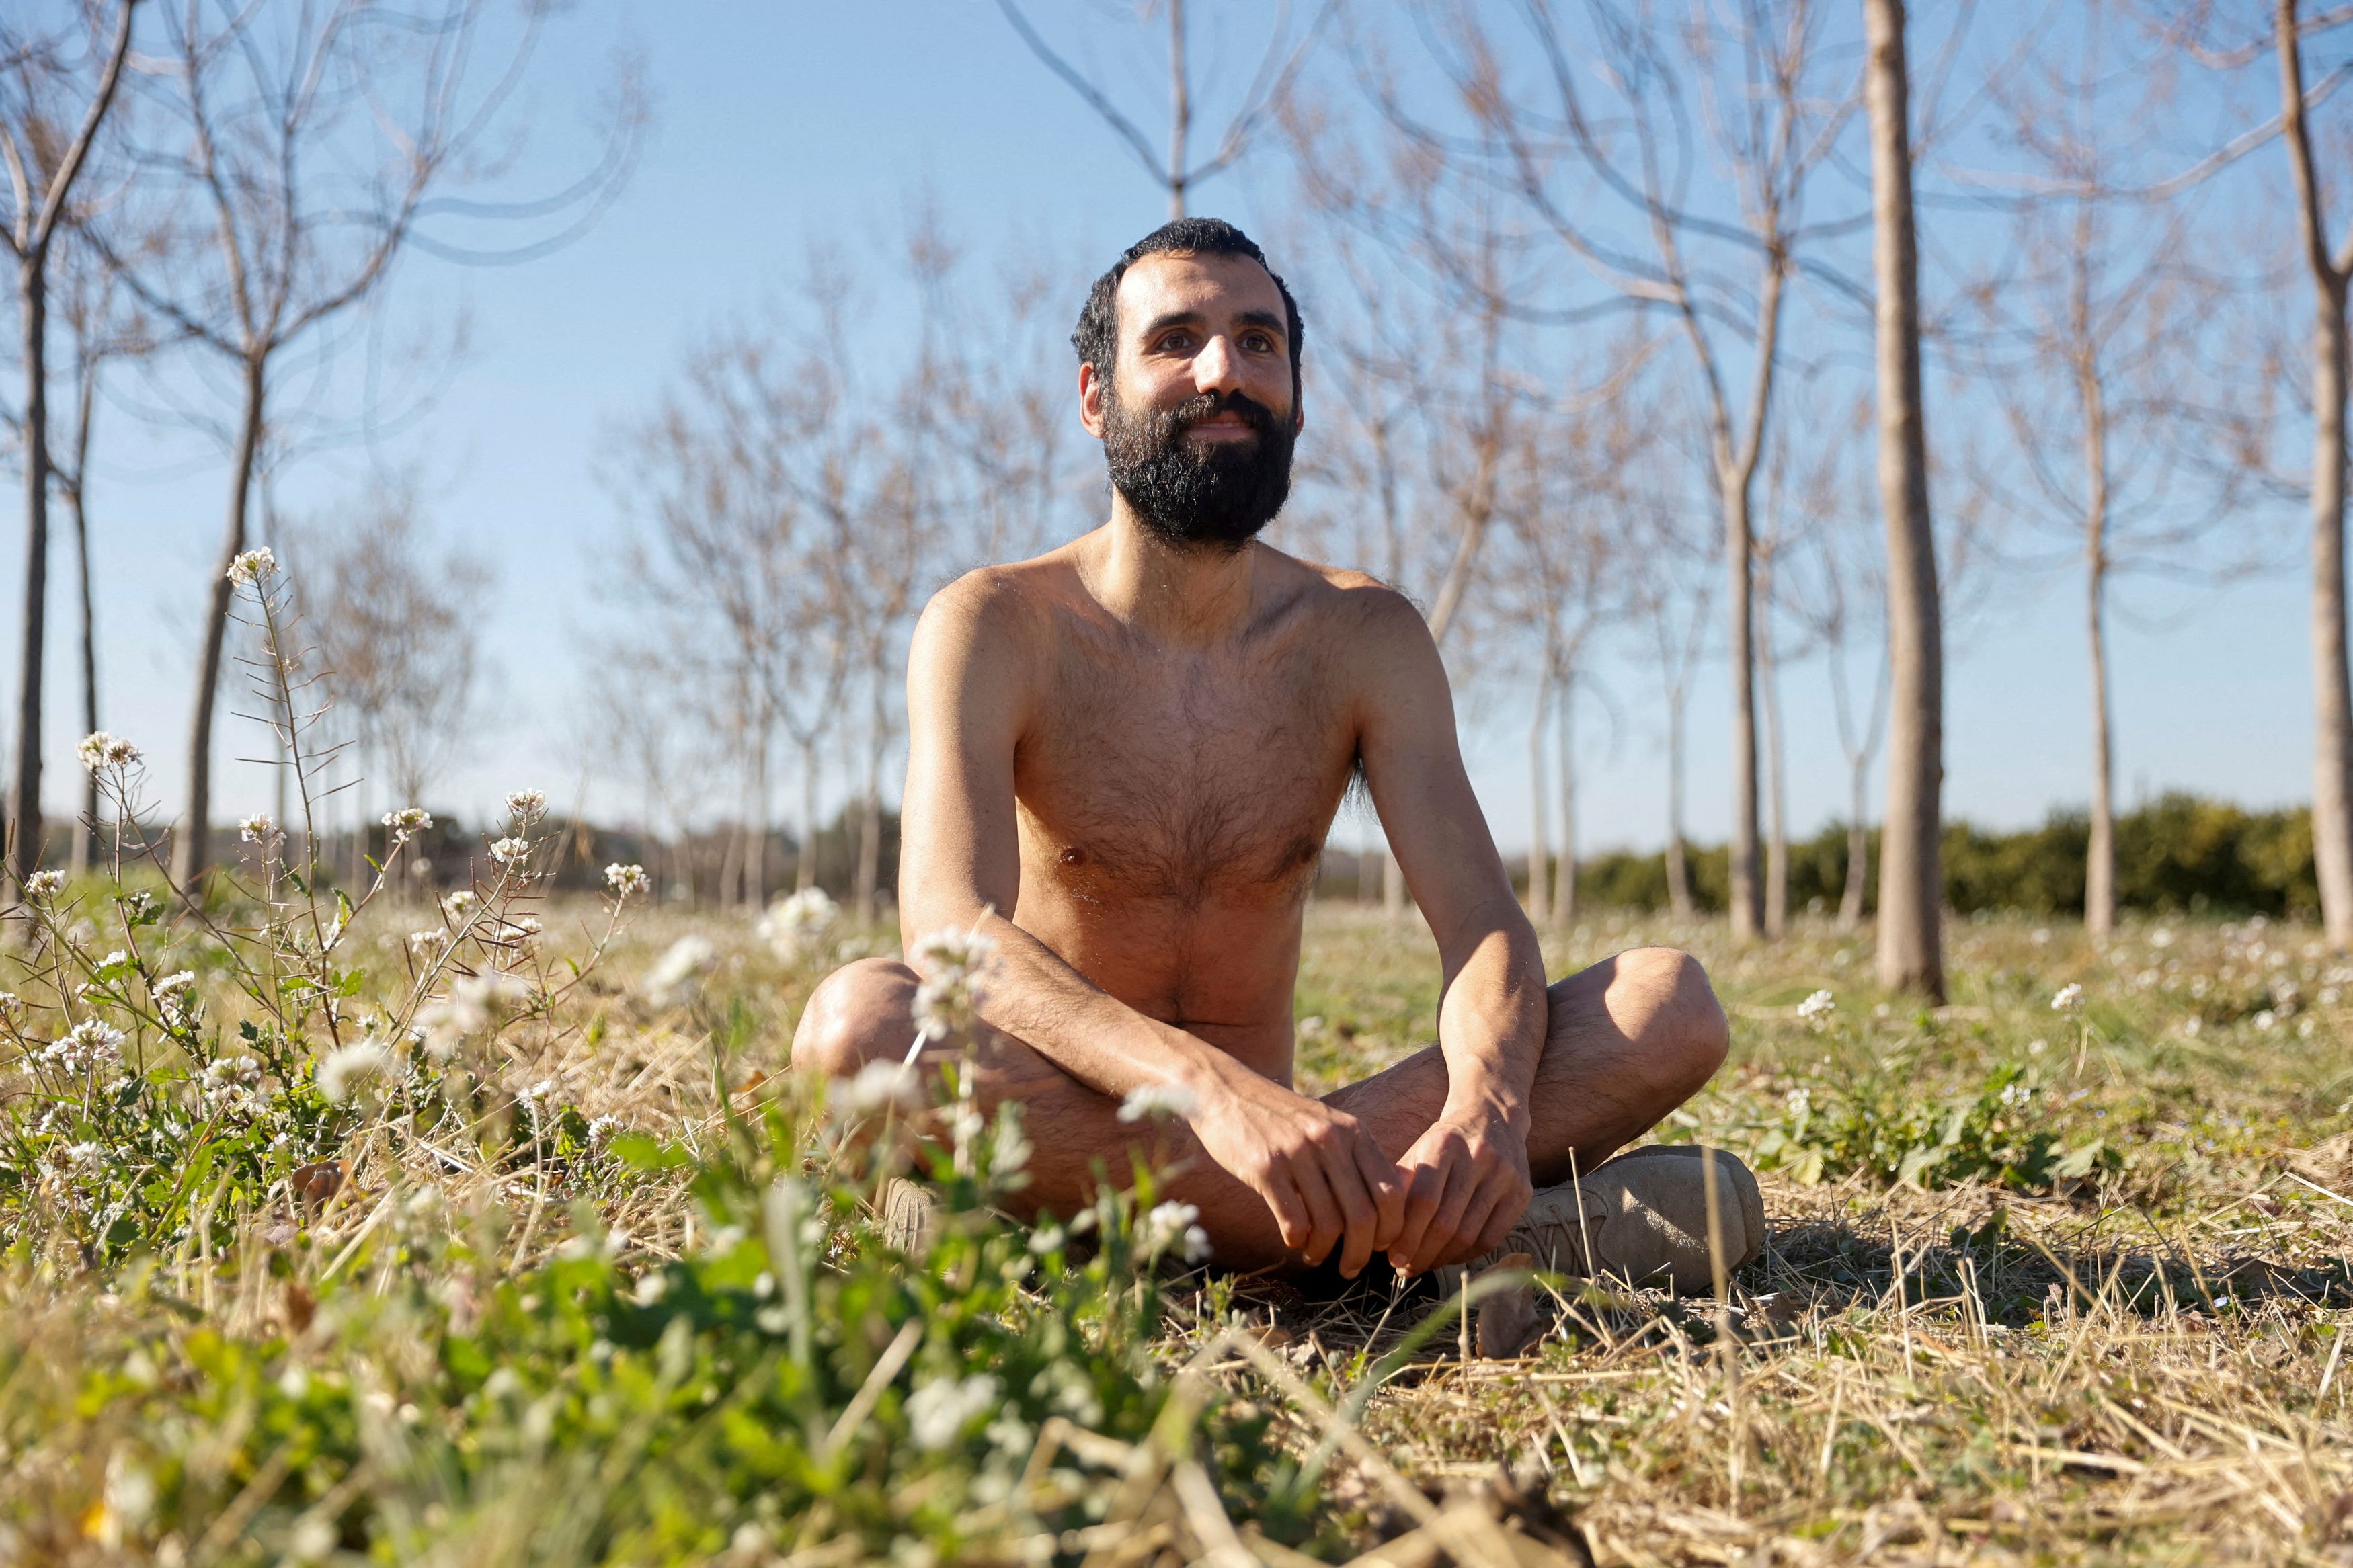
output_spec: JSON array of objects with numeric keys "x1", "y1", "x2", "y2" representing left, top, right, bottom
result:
[{"x1": 1082, "y1": 250, "x2": 1302, "y2": 552}]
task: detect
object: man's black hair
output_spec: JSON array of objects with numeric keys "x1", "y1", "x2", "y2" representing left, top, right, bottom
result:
[{"x1": 1072, "y1": 217, "x2": 1304, "y2": 410}]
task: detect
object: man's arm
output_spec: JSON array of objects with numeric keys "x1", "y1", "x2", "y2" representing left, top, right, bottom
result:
[
  {"x1": 1351, "y1": 588, "x2": 1552, "y2": 1274},
  {"x1": 896, "y1": 575, "x2": 1402, "y2": 1274}
]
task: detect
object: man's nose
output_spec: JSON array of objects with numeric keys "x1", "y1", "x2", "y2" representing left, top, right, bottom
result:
[{"x1": 1192, "y1": 332, "x2": 1244, "y2": 395}]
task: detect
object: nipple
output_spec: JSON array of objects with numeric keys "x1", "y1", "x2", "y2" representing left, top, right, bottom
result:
[{"x1": 1059, "y1": 845, "x2": 1087, "y2": 868}]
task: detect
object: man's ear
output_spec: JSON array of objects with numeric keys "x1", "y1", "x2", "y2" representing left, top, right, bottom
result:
[{"x1": 1078, "y1": 361, "x2": 1107, "y2": 439}]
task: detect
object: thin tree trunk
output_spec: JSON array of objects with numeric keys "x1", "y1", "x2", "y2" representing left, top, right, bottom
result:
[
  {"x1": 2311, "y1": 282, "x2": 2353, "y2": 948},
  {"x1": 1759, "y1": 552, "x2": 1788, "y2": 938},
  {"x1": 1553, "y1": 674, "x2": 1577, "y2": 923},
  {"x1": 797, "y1": 743, "x2": 820, "y2": 893},
  {"x1": 1841, "y1": 760, "x2": 1870, "y2": 930},
  {"x1": 2082, "y1": 367, "x2": 2116, "y2": 942},
  {"x1": 854, "y1": 673, "x2": 885, "y2": 923},
  {"x1": 2280, "y1": 0, "x2": 2353, "y2": 949},
  {"x1": 175, "y1": 354, "x2": 267, "y2": 891},
  {"x1": 1724, "y1": 473, "x2": 1763, "y2": 940},
  {"x1": 1527, "y1": 658, "x2": 1550, "y2": 924},
  {"x1": 1665, "y1": 686, "x2": 1693, "y2": 919},
  {"x1": 68, "y1": 359, "x2": 99, "y2": 878},
  {"x1": 1866, "y1": 0, "x2": 1946, "y2": 999},
  {"x1": 749, "y1": 723, "x2": 769, "y2": 908},
  {"x1": 1168, "y1": 0, "x2": 1189, "y2": 220},
  {"x1": 13, "y1": 261, "x2": 50, "y2": 889}
]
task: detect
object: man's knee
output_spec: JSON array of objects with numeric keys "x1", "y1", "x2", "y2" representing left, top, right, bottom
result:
[
  {"x1": 1554, "y1": 945, "x2": 1728, "y2": 1094},
  {"x1": 1620, "y1": 946, "x2": 1730, "y2": 1090},
  {"x1": 791, "y1": 958, "x2": 918, "y2": 1078}
]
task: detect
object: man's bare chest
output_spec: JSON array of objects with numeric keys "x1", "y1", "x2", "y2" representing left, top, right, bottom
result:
[{"x1": 1012, "y1": 647, "x2": 1357, "y2": 911}]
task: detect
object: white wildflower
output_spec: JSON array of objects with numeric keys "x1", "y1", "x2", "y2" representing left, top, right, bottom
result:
[
  {"x1": 604, "y1": 862, "x2": 649, "y2": 898},
  {"x1": 24, "y1": 870, "x2": 65, "y2": 900},
  {"x1": 317, "y1": 1039, "x2": 393, "y2": 1104},
  {"x1": 75, "y1": 731, "x2": 141, "y2": 772},
  {"x1": 836, "y1": 1058, "x2": 921, "y2": 1116},
  {"x1": 910, "y1": 923, "x2": 998, "y2": 1044},
  {"x1": 0, "y1": 991, "x2": 22, "y2": 1021},
  {"x1": 755, "y1": 886, "x2": 838, "y2": 959},
  {"x1": 1796, "y1": 989, "x2": 1836, "y2": 1024},
  {"x1": 2051, "y1": 983, "x2": 2085, "y2": 1014},
  {"x1": 415, "y1": 969, "x2": 533, "y2": 1058},
  {"x1": 1117, "y1": 1083, "x2": 1199, "y2": 1124},
  {"x1": 1784, "y1": 1087, "x2": 1810, "y2": 1118},
  {"x1": 442, "y1": 889, "x2": 478, "y2": 919},
  {"x1": 237, "y1": 813, "x2": 278, "y2": 845},
  {"x1": 586, "y1": 1115, "x2": 623, "y2": 1155},
  {"x1": 97, "y1": 950, "x2": 129, "y2": 973},
  {"x1": 225, "y1": 547, "x2": 277, "y2": 585},
  {"x1": 64, "y1": 1141, "x2": 104, "y2": 1169},
  {"x1": 2026, "y1": 1038, "x2": 2047, "y2": 1056},
  {"x1": 1999, "y1": 1080, "x2": 2032, "y2": 1108},
  {"x1": 503, "y1": 788, "x2": 549, "y2": 825},
  {"x1": 44, "y1": 1018, "x2": 126, "y2": 1075},
  {"x1": 409, "y1": 928, "x2": 448, "y2": 953},
  {"x1": 1141, "y1": 1199, "x2": 1208, "y2": 1262},
  {"x1": 639, "y1": 934, "x2": 717, "y2": 1009},
  {"x1": 906, "y1": 1374, "x2": 999, "y2": 1451},
  {"x1": 487, "y1": 837, "x2": 530, "y2": 866},
  {"x1": 380, "y1": 808, "x2": 432, "y2": 847}
]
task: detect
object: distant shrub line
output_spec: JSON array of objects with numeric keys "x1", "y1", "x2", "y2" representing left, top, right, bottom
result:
[{"x1": 1560, "y1": 794, "x2": 2316, "y2": 919}]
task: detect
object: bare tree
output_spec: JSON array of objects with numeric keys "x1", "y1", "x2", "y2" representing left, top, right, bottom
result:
[
  {"x1": 2270, "y1": 0, "x2": 2353, "y2": 949},
  {"x1": 97, "y1": 0, "x2": 639, "y2": 889},
  {"x1": 1967, "y1": 13, "x2": 2258, "y2": 939},
  {"x1": 1369, "y1": 0, "x2": 1857, "y2": 943},
  {"x1": 1782, "y1": 410, "x2": 1890, "y2": 932},
  {"x1": 997, "y1": 0, "x2": 1329, "y2": 219},
  {"x1": 1866, "y1": 0, "x2": 1945, "y2": 999},
  {"x1": 283, "y1": 482, "x2": 489, "y2": 830},
  {"x1": 0, "y1": 1, "x2": 135, "y2": 887},
  {"x1": 1632, "y1": 497, "x2": 1718, "y2": 920},
  {"x1": 46, "y1": 234, "x2": 153, "y2": 874}
]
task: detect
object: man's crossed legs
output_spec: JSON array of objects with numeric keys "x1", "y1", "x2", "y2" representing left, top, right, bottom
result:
[{"x1": 792, "y1": 946, "x2": 1740, "y2": 1280}]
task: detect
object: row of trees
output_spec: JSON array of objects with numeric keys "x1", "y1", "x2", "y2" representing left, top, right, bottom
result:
[
  {"x1": 994, "y1": 0, "x2": 2353, "y2": 999},
  {"x1": 1, "y1": 0, "x2": 637, "y2": 891},
  {"x1": 5, "y1": 2, "x2": 2350, "y2": 1009}
]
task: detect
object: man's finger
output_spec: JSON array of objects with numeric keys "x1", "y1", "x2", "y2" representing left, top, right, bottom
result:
[
  {"x1": 1322, "y1": 1144, "x2": 1382, "y2": 1278},
  {"x1": 1288, "y1": 1155, "x2": 1345, "y2": 1267},
  {"x1": 1388, "y1": 1157, "x2": 1445, "y2": 1275},
  {"x1": 1411, "y1": 1158, "x2": 1479, "y2": 1276},
  {"x1": 1352, "y1": 1134, "x2": 1408, "y2": 1254},
  {"x1": 1451, "y1": 1181, "x2": 1511, "y2": 1270},
  {"x1": 1261, "y1": 1167, "x2": 1312, "y2": 1254}
]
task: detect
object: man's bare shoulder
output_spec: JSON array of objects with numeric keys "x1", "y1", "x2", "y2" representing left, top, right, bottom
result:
[
  {"x1": 917, "y1": 545, "x2": 1088, "y2": 654},
  {"x1": 1256, "y1": 545, "x2": 1433, "y2": 650}
]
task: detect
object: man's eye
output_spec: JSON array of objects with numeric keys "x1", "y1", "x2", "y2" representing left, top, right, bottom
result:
[
  {"x1": 1156, "y1": 331, "x2": 1194, "y2": 352},
  {"x1": 1244, "y1": 333, "x2": 1275, "y2": 352}
]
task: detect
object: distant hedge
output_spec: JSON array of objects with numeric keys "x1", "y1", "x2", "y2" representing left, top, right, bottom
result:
[{"x1": 1566, "y1": 794, "x2": 2317, "y2": 920}]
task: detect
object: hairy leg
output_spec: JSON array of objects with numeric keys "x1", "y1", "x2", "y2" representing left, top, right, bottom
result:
[{"x1": 791, "y1": 946, "x2": 1729, "y2": 1274}]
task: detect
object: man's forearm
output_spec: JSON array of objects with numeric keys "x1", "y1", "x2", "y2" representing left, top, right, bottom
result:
[
  {"x1": 953, "y1": 910, "x2": 1236, "y2": 1104},
  {"x1": 1432, "y1": 911, "x2": 1549, "y2": 1129}
]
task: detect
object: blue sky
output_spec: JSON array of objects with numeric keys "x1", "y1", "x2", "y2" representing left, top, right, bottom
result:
[{"x1": 11, "y1": 1, "x2": 2311, "y2": 860}]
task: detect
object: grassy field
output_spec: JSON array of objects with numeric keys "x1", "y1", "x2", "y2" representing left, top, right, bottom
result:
[{"x1": 2, "y1": 852, "x2": 2348, "y2": 1566}]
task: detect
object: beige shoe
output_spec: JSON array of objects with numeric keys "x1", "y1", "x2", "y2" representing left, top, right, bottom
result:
[
  {"x1": 1449, "y1": 1145, "x2": 1766, "y2": 1296},
  {"x1": 879, "y1": 1175, "x2": 943, "y2": 1255}
]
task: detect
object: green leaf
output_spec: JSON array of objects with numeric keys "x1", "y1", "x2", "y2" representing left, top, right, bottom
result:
[{"x1": 610, "y1": 1132, "x2": 693, "y2": 1171}]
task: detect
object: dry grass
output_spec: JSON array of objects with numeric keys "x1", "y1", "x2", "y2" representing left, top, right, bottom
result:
[{"x1": 3, "y1": 889, "x2": 2348, "y2": 1565}]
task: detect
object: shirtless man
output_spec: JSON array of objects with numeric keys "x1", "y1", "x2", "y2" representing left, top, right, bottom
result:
[{"x1": 793, "y1": 218, "x2": 1761, "y2": 1288}]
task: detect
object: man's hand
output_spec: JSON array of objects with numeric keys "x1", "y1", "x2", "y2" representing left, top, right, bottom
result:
[
  {"x1": 1387, "y1": 1106, "x2": 1533, "y2": 1277},
  {"x1": 1189, "y1": 1069, "x2": 1405, "y2": 1276}
]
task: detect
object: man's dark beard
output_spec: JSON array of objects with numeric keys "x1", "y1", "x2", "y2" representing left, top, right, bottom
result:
[{"x1": 1101, "y1": 383, "x2": 1295, "y2": 552}]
